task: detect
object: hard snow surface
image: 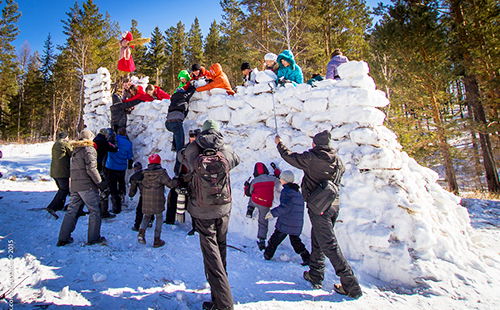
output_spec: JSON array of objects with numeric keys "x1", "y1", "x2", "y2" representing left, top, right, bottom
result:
[{"x1": 1, "y1": 143, "x2": 499, "y2": 309}]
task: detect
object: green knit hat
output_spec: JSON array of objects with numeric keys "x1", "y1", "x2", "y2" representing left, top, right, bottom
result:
[{"x1": 202, "y1": 120, "x2": 220, "y2": 132}]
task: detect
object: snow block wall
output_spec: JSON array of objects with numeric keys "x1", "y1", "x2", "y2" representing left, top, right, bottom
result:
[{"x1": 83, "y1": 63, "x2": 489, "y2": 288}]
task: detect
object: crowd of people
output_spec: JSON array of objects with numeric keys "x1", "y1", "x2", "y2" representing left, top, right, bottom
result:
[{"x1": 46, "y1": 48, "x2": 360, "y2": 310}]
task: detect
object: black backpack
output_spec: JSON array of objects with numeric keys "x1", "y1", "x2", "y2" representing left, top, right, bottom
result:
[{"x1": 193, "y1": 148, "x2": 232, "y2": 207}]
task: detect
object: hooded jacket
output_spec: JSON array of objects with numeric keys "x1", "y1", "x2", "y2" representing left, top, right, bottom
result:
[
  {"x1": 178, "y1": 70, "x2": 191, "y2": 89},
  {"x1": 244, "y1": 162, "x2": 280, "y2": 208},
  {"x1": 196, "y1": 63, "x2": 235, "y2": 95},
  {"x1": 123, "y1": 85, "x2": 146, "y2": 103},
  {"x1": 270, "y1": 183, "x2": 304, "y2": 236},
  {"x1": 105, "y1": 134, "x2": 133, "y2": 171},
  {"x1": 93, "y1": 133, "x2": 117, "y2": 169},
  {"x1": 190, "y1": 66, "x2": 212, "y2": 81},
  {"x1": 326, "y1": 55, "x2": 349, "y2": 79},
  {"x1": 276, "y1": 50, "x2": 304, "y2": 85},
  {"x1": 168, "y1": 84, "x2": 197, "y2": 117},
  {"x1": 277, "y1": 142, "x2": 345, "y2": 201},
  {"x1": 50, "y1": 138, "x2": 73, "y2": 178},
  {"x1": 110, "y1": 94, "x2": 142, "y2": 128},
  {"x1": 183, "y1": 129, "x2": 240, "y2": 219},
  {"x1": 69, "y1": 139, "x2": 102, "y2": 192},
  {"x1": 141, "y1": 163, "x2": 177, "y2": 215}
]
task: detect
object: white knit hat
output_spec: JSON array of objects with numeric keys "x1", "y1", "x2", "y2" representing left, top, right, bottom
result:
[
  {"x1": 264, "y1": 53, "x2": 278, "y2": 62},
  {"x1": 280, "y1": 170, "x2": 295, "y2": 183}
]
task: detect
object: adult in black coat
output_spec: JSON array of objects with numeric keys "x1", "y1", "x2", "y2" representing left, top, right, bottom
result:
[
  {"x1": 93, "y1": 128, "x2": 118, "y2": 218},
  {"x1": 110, "y1": 94, "x2": 141, "y2": 133},
  {"x1": 275, "y1": 130, "x2": 362, "y2": 299}
]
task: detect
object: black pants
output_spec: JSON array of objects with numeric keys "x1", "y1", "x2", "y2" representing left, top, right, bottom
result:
[
  {"x1": 134, "y1": 196, "x2": 143, "y2": 229},
  {"x1": 165, "y1": 189, "x2": 177, "y2": 224},
  {"x1": 47, "y1": 178, "x2": 69, "y2": 211},
  {"x1": 193, "y1": 214, "x2": 233, "y2": 310},
  {"x1": 307, "y1": 206, "x2": 361, "y2": 295},
  {"x1": 264, "y1": 228, "x2": 307, "y2": 259},
  {"x1": 106, "y1": 168, "x2": 126, "y2": 213}
]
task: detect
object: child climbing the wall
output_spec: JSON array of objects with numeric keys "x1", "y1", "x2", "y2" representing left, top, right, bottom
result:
[{"x1": 245, "y1": 162, "x2": 281, "y2": 250}]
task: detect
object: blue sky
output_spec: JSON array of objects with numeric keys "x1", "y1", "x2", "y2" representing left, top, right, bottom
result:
[{"x1": 9, "y1": 0, "x2": 385, "y2": 55}]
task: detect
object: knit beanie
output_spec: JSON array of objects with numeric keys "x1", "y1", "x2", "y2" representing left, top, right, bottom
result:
[
  {"x1": 264, "y1": 53, "x2": 278, "y2": 62},
  {"x1": 191, "y1": 63, "x2": 201, "y2": 71},
  {"x1": 149, "y1": 154, "x2": 161, "y2": 164},
  {"x1": 241, "y1": 62, "x2": 251, "y2": 71},
  {"x1": 133, "y1": 161, "x2": 143, "y2": 169},
  {"x1": 313, "y1": 130, "x2": 331, "y2": 146},
  {"x1": 280, "y1": 170, "x2": 295, "y2": 184},
  {"x1": 57, "y1": 131, "x2": 68, "y2": 140},
  {"x1": 79, "y1": 129, "x2": 94, "y2": 141},
  {"x1": 99, "y1": 128, "x2": 109, "y2": 136},
  {"x1": 202, "y1": 119, "x2": 220, "y2": 132}
]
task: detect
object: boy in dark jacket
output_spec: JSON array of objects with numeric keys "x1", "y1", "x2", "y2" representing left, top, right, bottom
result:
[
  {"x1": 263, "y1": 170, "x2": 310, "y2": 265},
  {"x1": 136, "y1": 154, "x2": 177, "y2": 248},
  {"x1": 245, "y1": 162, "x2": 281, "y2": 250}
]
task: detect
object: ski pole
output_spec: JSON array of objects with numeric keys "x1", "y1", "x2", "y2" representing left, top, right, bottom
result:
[{"x1": 269, "y1": 83, "x2": 278, "y2": 136}]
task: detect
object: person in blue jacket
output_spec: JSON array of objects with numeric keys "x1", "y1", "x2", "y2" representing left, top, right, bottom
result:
[
  {"x1": 276, "y1": 50, "x2": 304, "y2": 85},
  {"x1": 105, "y1": 127, "x2": 133, "y2": 214},
  {"x1": 263, "y1": 170, "x2": 310, "y2": 266}
]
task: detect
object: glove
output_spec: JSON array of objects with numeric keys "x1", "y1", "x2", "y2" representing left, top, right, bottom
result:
[
  {"x1": 270, "y1": 162, "x2": 277, "y2": 170},
  {"x1": 244, "y1": 181, "x2": 250, "y2": 187},
  {"x1": 127, "y1": 159, "x2": 133, "y2": 170},
  {"x1": 265, "y1": 212, "x2": 273, "y2": 220},
  {"x1": 97, "y1": 180, "x2": 108, "y2": 191}
]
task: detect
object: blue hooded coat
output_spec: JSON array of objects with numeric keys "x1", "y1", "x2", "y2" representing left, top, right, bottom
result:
[
  {"x1": 105, "y1": 134, "x2": 133, "y2": 171},
  {"x1": 276, "y1": 50, "x2": 304, "y2": 85}
]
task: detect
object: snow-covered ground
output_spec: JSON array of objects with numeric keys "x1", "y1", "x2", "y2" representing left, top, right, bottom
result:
[{"x1": 1, "y1": 142, "x2": 500, "y2": 309}]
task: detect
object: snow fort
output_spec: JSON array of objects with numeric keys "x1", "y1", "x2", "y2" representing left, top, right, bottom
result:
[{"x1": 82, "y1": 63, "x2": 493, "y2": 290}]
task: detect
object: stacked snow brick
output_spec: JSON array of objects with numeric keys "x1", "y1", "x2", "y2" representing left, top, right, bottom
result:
[
  {"x1": 83, "y1": 63, "x2": 489, "y2": 290},
  {"x1": 83, "y1": 67, "x2": 112, "y2": 133}
]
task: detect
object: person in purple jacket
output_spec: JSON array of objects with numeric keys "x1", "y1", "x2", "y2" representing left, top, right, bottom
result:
[
  {"x1": 263, "y1": 170, "x2": 310, "y2": 266},
  {"x1": 326, "y1": 49, "x2": 349, "y2": 80}
]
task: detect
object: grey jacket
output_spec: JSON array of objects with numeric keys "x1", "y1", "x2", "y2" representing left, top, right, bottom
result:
[
  {"x1": 183, "y1": 129, "x2": 240, "y2": 219},
  {"x1": 70, "y1": 140, "x2": 102, "y2": 192}
]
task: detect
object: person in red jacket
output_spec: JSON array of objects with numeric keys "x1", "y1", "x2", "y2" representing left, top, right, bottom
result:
[
  {"x1": 190, "y1": 63, "x2": 213, "y2": 81},
  {"x1": 145, "y1": 84, "x2": 171, "y2": 100},
  {"x1": 123, "y1": 84, "x2": 146, "y2": 103},
  {"x1": 244, "y1": 162, "x2": 281, "y2": 250},
  {"x1": 196, "y1": 63, "x2": 235, "y2": 96}
]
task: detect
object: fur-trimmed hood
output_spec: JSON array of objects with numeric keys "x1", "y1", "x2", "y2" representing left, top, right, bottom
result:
[{"x1": 71, "y1": 140, "x2": 95, "y2": 148}]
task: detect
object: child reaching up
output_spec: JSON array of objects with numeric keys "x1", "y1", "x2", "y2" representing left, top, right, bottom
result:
[
  {"x1": 137, "y1": 154, "x2": 178, "y2": 248},
  {"x1": 264, "y1": 170, "x2": 310, "y2": 266},
  {"x1": 245, "y1": 162, "x2": 281, "y2": 250}
]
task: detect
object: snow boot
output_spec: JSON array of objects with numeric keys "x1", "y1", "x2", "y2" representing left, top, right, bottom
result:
[
  {"x1": 153, "y1": 237, "x2": 165, "y2": 248},
  {"x1": 56, "y1": 237, "x2": 74, "y2": 247},
  {"x1": 334, "y1": 284, "x2": 362, "y2": 299},
  {"x1": 303, "y1": 271, "x2": 322, "y2": 289},
  {"x1": 46, "y1": 208, "x2": 59, "y2": 220},
  {"x1": 137, "y1": 229, "x2": 146, "y2": 244},
  {"x1": 88, "y1": 236, "x2": 106, "y2": 245},
  {"x1": 257, "y1": 239, "x2": 266, "y2": 251},
  {"x1": 246, "y1": 205, "x2": 254, "y2": 218},
  {"x1": 300, "y1": 250, "x2": 310, "y2": 266},
  {"x1": 202, "y1": 301, "x2": 215, "y2": 310},
  {"x1": 187, "y1": 228, "x2": 196, "y2": 236}
]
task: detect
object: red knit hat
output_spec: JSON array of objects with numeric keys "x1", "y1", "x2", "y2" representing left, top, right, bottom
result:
[{"x1": 149, "y1": 154, "x2": 161, "y2": 164}]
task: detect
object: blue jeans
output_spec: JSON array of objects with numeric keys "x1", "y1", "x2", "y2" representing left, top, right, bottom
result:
[
  {"x1": 58, "y1": 190, "x2": 101, "y2": 243},
  {"x1": 165, "y1": 120, "x2": 184, "y2": 173}
]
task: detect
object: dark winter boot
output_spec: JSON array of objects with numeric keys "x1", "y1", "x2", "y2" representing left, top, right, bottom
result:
[
  {"x1": 153, "y1": 237, "x2": 165, "y2": 248},
  {"x1": 303, "y1": 271, "x2": 322, "y2": 289},
  {"x1": 246, "y1": 205, "x2": 254, "y2": 218},
  {"x1": 187, "y1": 228, "x2": 196, "y2": 236},
  {"x1": 257, "y1": 239, "x2": 266, "y2": 251},
  {"x1": 56, "y1": 237, "x2": 74, "y2": 247},
  {"x1": 300, "y1": 250, "x2": 310, "y2": 266},
  {"x1": 137, "y1": 229, "x2": 146, "y2": 245},
  {"x1": 202, "y1": 301, "x2": 216, "y2": 310}
]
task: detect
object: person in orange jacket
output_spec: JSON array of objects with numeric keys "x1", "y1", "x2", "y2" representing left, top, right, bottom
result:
[{"x1": 196, "y1": 63, "x2": 235, "y2": 96}]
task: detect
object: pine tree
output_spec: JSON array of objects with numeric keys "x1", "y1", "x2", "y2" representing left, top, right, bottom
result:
[
  {"x1": 40, "y1": 33, "x2": 58, "y2": 139},
  {"x1": 205, "y1": 20, "x2": 222, "y2": 66},
  {"x1": 220, "y1": 0, "x2": 245, "y2": 85},
  {"x1": 370, "y1": 0, "x2": 460, "y2": 194},
  {"x1": 165, "y1": 22, "x2": 186, "y2": 92},
  {"x1": 0, "y1": 0, "x2": 21, "y2": 138},
  {"x1": 186, "y1": 17, "x2": 204, "y2": 67},
  {"x1": 144, "y1": 26, "x2": 167, "y2": 86}
]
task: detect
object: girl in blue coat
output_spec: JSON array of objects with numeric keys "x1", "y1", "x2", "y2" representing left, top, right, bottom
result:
[
  {"x1": 276, "y1": 50, "x2": 304, "y2": 85},
  {"x1": 264, "y1": 170, "x2": 310, "y2": 265}
]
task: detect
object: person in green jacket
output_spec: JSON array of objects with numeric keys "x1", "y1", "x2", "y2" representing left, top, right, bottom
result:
[
  {"x1": 276, "y1": 50, "x2": 304, "y2": 85},
  {"x1": 177, "y1": 70, "x2": 191, "y2": 90},
  {"x1": 46, "y1": 132, "x2": 73, "y2": 218}
]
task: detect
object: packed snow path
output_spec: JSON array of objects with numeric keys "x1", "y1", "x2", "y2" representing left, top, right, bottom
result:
[{"x1": 1, "y1": 143, "x2": 500, "y2": 309}]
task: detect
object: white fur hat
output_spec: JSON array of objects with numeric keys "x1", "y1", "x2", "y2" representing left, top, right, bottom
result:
[{"x1": 264, "y1": 53, "x2": 278, "y2": 62}]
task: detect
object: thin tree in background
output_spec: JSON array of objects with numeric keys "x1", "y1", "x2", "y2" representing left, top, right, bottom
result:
[
  {"x1": 165, "y1": 22, "x2": 187, "y2": 92},
  {"x1": 205, "y1": 20, "x2": 222, "y2": 66},
  {"x1": 16, "y1": 41, "x2": 30, "y2": 141},
  {"x1": 40, "y1": 33, "x2": 57, "y2": 140},
  {"x1": 144, "y1": 26, "x2": 167, "y2": 86},
  {"x1": 220, "y1": 0, "x2": 246, "y2": 85}
]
